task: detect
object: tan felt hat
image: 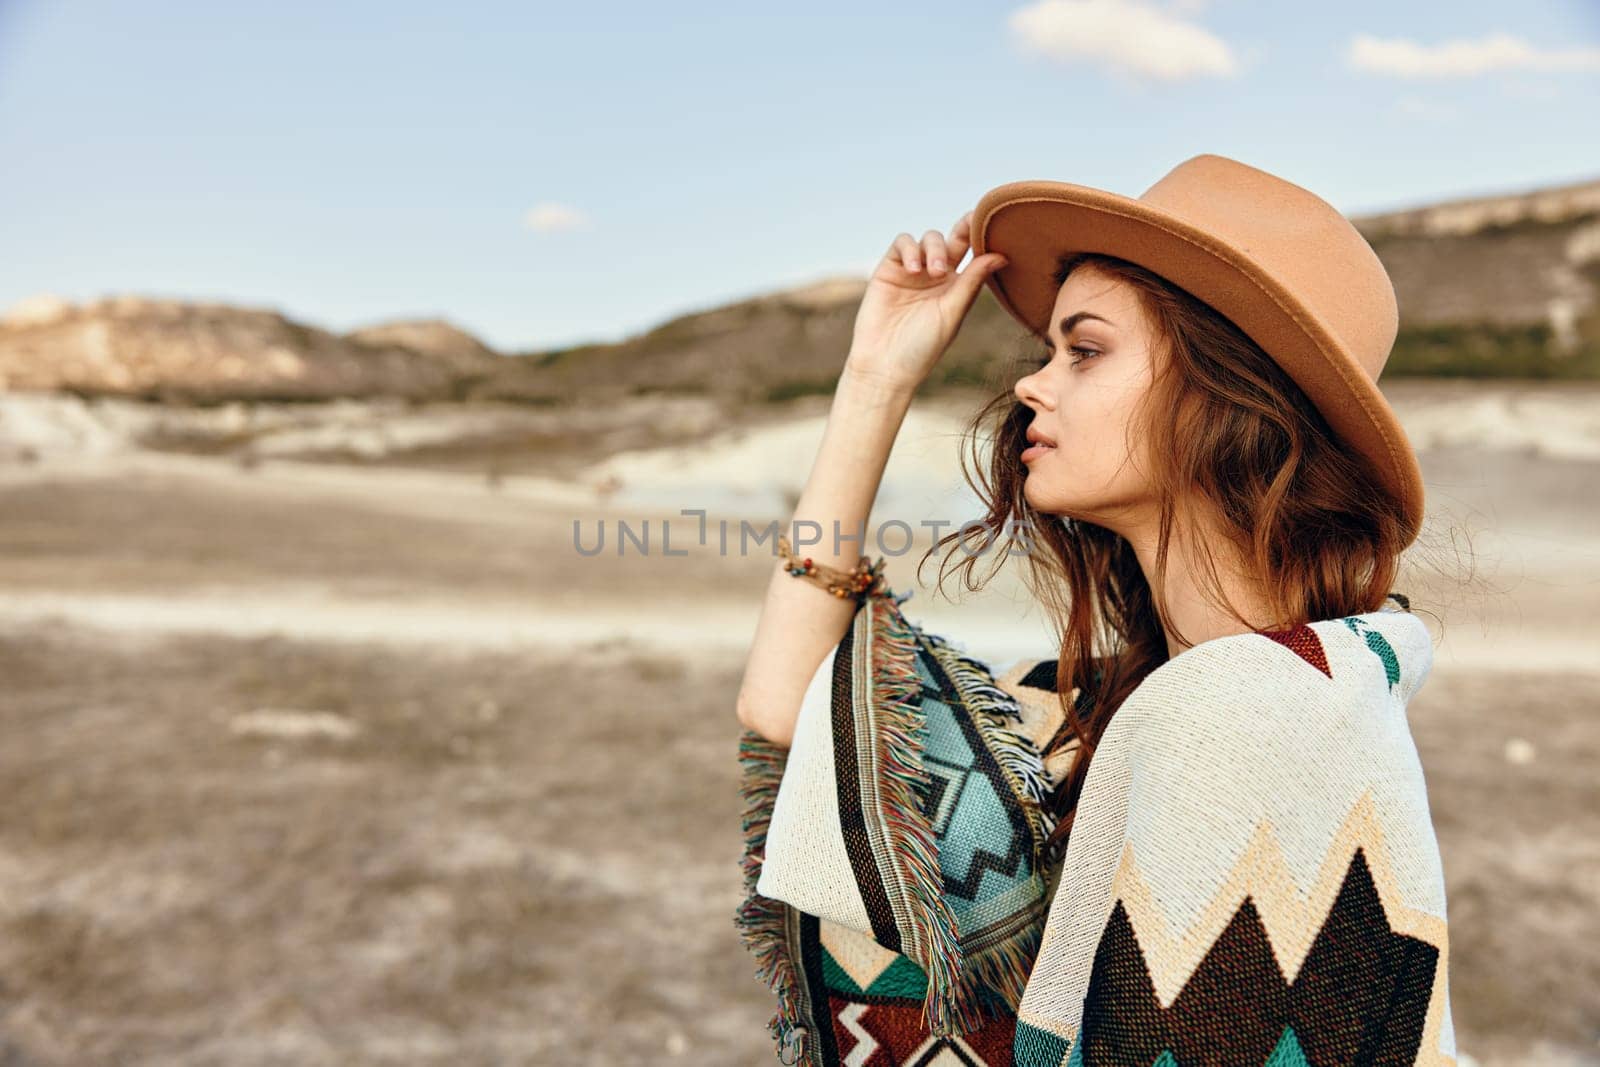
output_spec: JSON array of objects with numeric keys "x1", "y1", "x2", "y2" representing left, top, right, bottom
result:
[{"x1": 970, "y1": 152, "x2": 1425, "y2": 546}]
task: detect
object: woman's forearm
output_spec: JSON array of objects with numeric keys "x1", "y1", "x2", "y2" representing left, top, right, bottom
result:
[
  {"x1": 735, "y1": 208, "x2": 1007, "y2": 746},
  {"x1": 735, "y1": 364, "x2": 915, "y2": 747}
]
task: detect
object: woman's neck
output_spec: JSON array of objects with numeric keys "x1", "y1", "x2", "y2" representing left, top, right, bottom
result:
[{"x1": 1121, "y1": 521, "x2": 1277, "y2": 661}]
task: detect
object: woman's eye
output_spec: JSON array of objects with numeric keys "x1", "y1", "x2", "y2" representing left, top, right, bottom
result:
[{"x1": 1030, "y1": 345, "x2": 1100, "y2": 368}]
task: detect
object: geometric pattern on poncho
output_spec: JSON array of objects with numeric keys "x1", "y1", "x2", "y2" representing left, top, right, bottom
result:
[
  {"x1": 1016, "y1": 836, "x2": 1446, "y2": 1067},
  {"x1": 913, "y1": 644, "x2": 1053, "y2": 966},
  {"x1": 795, "y1": 913, "x2": 1022, "y2": 1065},
  {"x1": 740, "y1": 598, "x2": 1455, "y2": 1067},
  {"x1": 738, "y1": 589, "x2": 1067, "y2": 1066},
  {"x1": 1068, "y1": 846, "x2": 1438, "y2": 1066},
  {"x1": 820, "y1": 608, "x2": 1059, "y2": 1040},
  {"x1": 1012, "y1": 639, "x2": 1456, "y2": 1066}
]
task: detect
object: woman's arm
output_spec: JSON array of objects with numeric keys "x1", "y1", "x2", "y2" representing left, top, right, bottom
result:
[
  {"x1": 734, "y1": 212, "x2": 1010, "y2": 747},
  {"x1": 733, "y1": 370, "x2": 913, "y2": 747}
]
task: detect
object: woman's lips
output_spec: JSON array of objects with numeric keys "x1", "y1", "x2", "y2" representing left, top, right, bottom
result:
[{"x1": 1020, "y1": 441, "x2": 1056, "y2": 463}]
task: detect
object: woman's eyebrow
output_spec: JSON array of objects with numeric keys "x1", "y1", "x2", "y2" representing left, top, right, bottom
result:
[{"x1": 1047, "y1": 310, "x2": 1115, "y2": 343}]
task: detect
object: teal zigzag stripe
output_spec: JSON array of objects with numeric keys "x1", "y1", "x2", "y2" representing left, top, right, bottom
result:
[
  {"x1": 1342, "y1": 617, "x2": 1400, "y2": 688},
  {"x1": 1021, "y1": 1021, "x2": 1312, "y2": 1066},
  {"x1": 1014, "y1": 1021, "x2": 1071, "y2": 1067}
]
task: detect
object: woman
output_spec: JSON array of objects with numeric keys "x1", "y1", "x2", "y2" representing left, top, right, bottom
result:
[{"x1": 735, "y1": 154, "x2": 1457, "y2": 1066}]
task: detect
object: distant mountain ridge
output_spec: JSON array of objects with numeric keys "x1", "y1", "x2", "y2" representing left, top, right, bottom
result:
[
  {"x1": 1351, "y1": 173, "x2": 1600, "y2": 375},
  {"x1": 0, "y1": 296, "x2": 505, "y2": 403},
  {"x1": 3, "y1": 173, "x2": 1596, "y2": 405}
]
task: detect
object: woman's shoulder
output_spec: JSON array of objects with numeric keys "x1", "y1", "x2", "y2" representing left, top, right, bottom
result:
[
  {"x1": 1112, "y1": 606, "x2": 1436, "y2": 744},
  {"x1": 1017, "y1": 611, "x2": 1457, "y2": 1066},
  {"x1": 1096, "y1": 609, "x2": 1447, "y2": 902}
]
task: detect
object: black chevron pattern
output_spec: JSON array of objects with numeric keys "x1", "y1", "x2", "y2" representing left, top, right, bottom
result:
[{"x1": 1073, "y1": 846, "x2": 1440, "y2": 1066}]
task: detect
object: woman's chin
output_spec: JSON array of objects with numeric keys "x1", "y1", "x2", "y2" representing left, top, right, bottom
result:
[{"x1": 1022, "y1": 478, "x2": 1067, "y2": 514}]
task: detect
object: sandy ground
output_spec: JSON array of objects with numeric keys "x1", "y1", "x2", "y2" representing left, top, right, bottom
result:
[{"x1": 0, "y1": 382, "x2": 1597, "y2": 1064}]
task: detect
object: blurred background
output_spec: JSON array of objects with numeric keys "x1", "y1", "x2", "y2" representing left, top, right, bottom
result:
[{"x1": 1, "y1": 1, "x2": 1598, "y2": 1064}]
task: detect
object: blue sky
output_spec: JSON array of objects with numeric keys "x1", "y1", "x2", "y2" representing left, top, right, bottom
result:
[{"x1": 1, "y1": 1, "x2": 1597, "y2": 354}]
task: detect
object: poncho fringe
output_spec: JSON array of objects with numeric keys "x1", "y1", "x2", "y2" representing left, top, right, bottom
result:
[{"x1": 736, "y1": 593, "x2": 1063, "y2": 1062}]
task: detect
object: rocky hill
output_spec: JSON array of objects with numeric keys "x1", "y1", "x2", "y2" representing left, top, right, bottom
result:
[
  {"x1": 0, "y1": 296, "x2": 506, "y2": 403},
  {"x1": 2, "y1": 171, "x2": 1596, "y2": 407},
  {"x1": 480, "y1": 273, "x2": 1065, "y2": 408},
  {"x1": 344, "y1": 318, "x2": 506, "y2": 379},
  {"x1": 485, "y1": 173, "x2": 1600, "y2": 404},
  {"x1": 1354, "y1": 174, "x2": 1600, "y2": 377}
]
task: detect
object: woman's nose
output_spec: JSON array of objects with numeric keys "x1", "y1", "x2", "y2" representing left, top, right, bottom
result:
[{"x1": 1014, "y1": 367, "x2": 1054, "y2": 411}]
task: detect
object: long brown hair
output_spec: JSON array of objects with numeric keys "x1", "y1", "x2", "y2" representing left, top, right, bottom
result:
[{"x1": 916, "y1": 252, "x2": 1427, "y2": 868}]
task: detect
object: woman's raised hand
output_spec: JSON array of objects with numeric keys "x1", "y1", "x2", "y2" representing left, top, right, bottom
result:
[{"x1": 843, "y1": 210, "x2": 1009, "y2": 396}]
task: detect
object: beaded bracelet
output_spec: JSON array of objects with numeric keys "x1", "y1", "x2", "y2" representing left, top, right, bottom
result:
[{"x1": 776, "y1": 533, "x2": 893, "y2": 603}]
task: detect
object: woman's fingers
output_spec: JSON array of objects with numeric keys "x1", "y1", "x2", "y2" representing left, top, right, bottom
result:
[
  {"x1": 921, "y1": 230, "x2": 949, "y2": 276},
  {"x1": 887, "y1": 214, "x2": 978, "y2": 278},
  {"x1": 891, "y1": 232, "x2": 923, "y2": 272},
  {"x1": 945, "y1": 212, "x2": 973, "y2": 267}
]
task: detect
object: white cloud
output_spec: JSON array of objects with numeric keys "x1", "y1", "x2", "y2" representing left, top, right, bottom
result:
[
  {"x1": 1347, "y1": 31, "x2": 1600, "y2": 78},
  {"x1": 1008, "y1": 0, "x2": 1239, "y2": 83},
  {"x1": 523, "y1": 202, "x2": 589, "y2": 233}
]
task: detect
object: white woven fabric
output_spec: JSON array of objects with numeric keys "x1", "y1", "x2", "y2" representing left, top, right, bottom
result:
[
  {"x1": 1015, "y1": 603, "x2": 1457, "y2": 1064},
  {"x1": 756, "y1": 641, "x2": 876, "y2": 932}
]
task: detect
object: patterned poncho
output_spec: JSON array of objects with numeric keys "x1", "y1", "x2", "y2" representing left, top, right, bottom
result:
[{"x1": 735, "y1": 590, "x2": 1457, "y2": 1066}]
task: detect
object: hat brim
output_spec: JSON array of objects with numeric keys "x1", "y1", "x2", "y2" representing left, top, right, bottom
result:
[{"x1": 971, "y1": 179, "x2": 1424, "y2": 545}]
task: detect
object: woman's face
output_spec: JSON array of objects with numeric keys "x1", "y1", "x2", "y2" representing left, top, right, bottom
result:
[{"x1": 1013, "y1": 268, "x2": 1161, "y2": 534}]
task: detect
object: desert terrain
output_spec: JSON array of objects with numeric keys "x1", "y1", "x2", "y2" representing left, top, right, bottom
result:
[{"x1": 0, "y1": 380, "x2": 1597, "y2": 1065}]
